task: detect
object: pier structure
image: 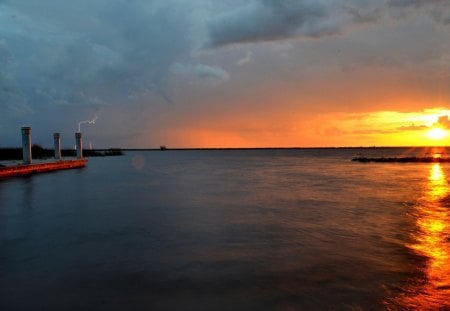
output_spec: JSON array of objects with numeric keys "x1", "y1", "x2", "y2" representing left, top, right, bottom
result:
[{"x1": 0, "y1": 127, "x2": 87, "y2": 178}]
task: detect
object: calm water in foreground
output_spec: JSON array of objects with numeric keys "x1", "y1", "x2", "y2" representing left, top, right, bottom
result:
[{"x1": 1, "y1": 148, "x2": 450, "y2": 310}]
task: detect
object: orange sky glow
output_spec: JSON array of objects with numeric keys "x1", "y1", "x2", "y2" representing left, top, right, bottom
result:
[{"x1": 153, "y1": 107, "x2": 450, "y2": 148}]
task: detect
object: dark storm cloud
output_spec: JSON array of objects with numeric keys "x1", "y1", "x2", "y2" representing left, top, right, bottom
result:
[
  {"x1": 206, "y1": 0, "x2": 383, "y2": 47},
  {"x1": 0, "y1": 74, "x2": 28, "y2": 114},
  {"x1": 388, "y1": 0, "x2": 450, "y2": 24},
  {"x1": 207, "y1": 0, "x2": 335, "y2": 47},
  {"x1": 0, "y1": 40, "x2": 29, "y2": 115},
  {"x1": 388, "y1": 0, "x2": 447, "y2": 7},
  {"x1": 0, "y1": 0, "x2": 191, "y2": 111},
  {"x1": 206, "y1": 0, "x2": 450, "y2": 47}
]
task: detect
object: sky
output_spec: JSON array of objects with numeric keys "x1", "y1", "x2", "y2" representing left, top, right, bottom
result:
[{"x1": 1, "y1": 0, "x2": 450, "y2": 148}]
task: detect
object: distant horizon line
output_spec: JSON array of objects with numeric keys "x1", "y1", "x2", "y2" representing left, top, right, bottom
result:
[
  {"x1": 121, "y1": 146, "x2": 450, "y2": 151},
  {"x1": 1, "y1": 146, "x2": 450, "y2": 151}
]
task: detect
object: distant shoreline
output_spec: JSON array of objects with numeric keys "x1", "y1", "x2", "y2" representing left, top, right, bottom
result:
[{"x1": 0, "y1": 146, "x2": 123, "y2": 161}]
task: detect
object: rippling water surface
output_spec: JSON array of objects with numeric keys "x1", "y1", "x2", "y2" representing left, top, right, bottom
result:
[{"x1": 1, "y1": 148, "x2": 450, "y2": 310}]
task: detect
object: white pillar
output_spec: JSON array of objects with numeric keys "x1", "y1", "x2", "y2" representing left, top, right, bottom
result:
[
  {"x1": 21, "y1": 127, "x2": 32, "y2": 164},
  {"x1": 53, "y1": 133, "x2": 61, "y2": 160},
  {"x1": 75, "y1": 132, "x2": 83, "y2": 159}
]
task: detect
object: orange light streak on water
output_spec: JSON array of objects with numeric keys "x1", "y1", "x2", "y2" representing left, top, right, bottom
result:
[{"x1": 394, "y1": 163, "x2": 450, "y2": 308}]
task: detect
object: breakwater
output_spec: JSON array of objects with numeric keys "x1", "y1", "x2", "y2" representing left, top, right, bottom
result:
[{"x1": 352, "y1": 156, "x2": 450, "y2": 163}]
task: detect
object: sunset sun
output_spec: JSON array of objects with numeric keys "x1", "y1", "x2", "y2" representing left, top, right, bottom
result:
[{"x1": 427, "y1": 127, "x2": 448, "y2": 140}]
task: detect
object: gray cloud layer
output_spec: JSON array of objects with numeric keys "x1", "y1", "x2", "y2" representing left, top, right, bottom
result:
[
  {"x1": 172, "y1": 63, "x2": 230, "y2": 84},
  {"x1": 389, "y1": 0, "x2": 450, "y2": 24},
  {"x1": 206, "y1": 0, "x2": 385, "y2": 47},
  {"x1": 2, "y1": 0, "x2": 448, "y2": 114},
  {"x1": 206, "y1": 0, "x2": 450, "y2": 47},
  {"x1": 207, "y1": 1, "x2": 332, "y2": 46}
]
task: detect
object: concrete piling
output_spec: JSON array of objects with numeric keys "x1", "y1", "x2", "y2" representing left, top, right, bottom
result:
[
  {"x1": 75, "y1": 132, "x2": 83, "y2": 159},
  {"x1": 53, "y1": 133, "x2": 61, "y2": 160},
  {"x1": 21, "y1": 127, "x2": 32, "y2": 164}
]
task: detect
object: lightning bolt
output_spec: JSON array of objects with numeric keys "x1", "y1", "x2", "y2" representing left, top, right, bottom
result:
[{"x1": 78, "y1": 115, "x2": 98, "y2": 133}]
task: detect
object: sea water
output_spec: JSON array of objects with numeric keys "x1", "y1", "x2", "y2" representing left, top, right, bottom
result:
[{"x1": 1, "y1": 148, "x2": 450, "y2": 310}]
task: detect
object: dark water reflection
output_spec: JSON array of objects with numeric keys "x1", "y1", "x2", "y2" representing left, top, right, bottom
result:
[{"x1": 1, "y1": 149, "x2": 450, "y2": 310}]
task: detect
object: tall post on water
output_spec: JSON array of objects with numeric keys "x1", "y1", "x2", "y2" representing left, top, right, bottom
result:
[
  {"x1": 75, "y1": 132, "x2": 83, "y2": 159},
  {"x1": 53, "y1": 133, "x2": 61, "y2": 160},
  {"x1": 21, "y1": 127, "x2": 32, "y2": 164}
]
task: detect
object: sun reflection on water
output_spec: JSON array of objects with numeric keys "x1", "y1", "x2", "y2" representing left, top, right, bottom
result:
[{"x1": 395, "y1": 163, "x2": 450, "y2": 308}]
